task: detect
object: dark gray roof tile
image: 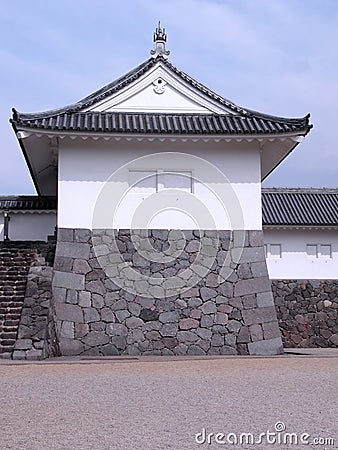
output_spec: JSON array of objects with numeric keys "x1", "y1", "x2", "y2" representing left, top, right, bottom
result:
[
  {"x1": 11, "y1": 112, "x2": 311, "y2": 136},
  {"x1": 262, "y1": 188, "x2": 338, "y2": 226},
  {"x1": 0, "y1": 196, "x2": 57, "y2": 211}
]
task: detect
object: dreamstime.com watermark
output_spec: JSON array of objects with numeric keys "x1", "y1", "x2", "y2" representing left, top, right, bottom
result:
[{"x1": 195, "y1": 422, "x2": 335, "y2": 447}]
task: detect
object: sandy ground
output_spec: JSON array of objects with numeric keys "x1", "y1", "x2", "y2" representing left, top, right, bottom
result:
[{"x1": 0, "y1": 356, "x2": 337, "y2": 450}]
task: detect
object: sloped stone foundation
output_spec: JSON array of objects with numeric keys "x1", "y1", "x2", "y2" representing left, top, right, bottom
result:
[{"x1": 51, "y1": 228, "x2": 283, "y2": 356}]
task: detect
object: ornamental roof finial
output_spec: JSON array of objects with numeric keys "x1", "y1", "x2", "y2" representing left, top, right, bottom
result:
[{"x1": 150, "y1": 21, "x2": 170, "y2": 59}]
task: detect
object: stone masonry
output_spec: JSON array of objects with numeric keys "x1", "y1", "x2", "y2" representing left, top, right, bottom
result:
[
  {"x1": 273, "y1": 280, "x2": 338, "y2": 348},
  {"x1": 51, "y1": 228, "x2": 283, "y2": 356}
]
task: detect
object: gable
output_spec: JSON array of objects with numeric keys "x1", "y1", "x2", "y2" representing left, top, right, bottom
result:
[{"x1": 82, "y1": 63, "x2": 234, "y2": 115}]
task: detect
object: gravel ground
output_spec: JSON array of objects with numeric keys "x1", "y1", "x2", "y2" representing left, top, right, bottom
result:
[{"x1": 0, "y1": 356, "x2": 337, "y2": 450}]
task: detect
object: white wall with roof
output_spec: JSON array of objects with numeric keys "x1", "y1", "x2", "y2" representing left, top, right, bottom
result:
[
  {"x1": 0, "y1": 211, "x2": 56, "y2": 241},
  {"x1": 264, "y1": 228, "x2": 338, "y2": 279},
  {"x1": 57, "y1": 137, "x2": 262, "y2": 230}
]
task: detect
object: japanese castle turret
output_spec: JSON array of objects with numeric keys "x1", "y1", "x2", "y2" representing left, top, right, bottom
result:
[{"x1": 10, "y1": 24, "x2": 312, "y2": 356}]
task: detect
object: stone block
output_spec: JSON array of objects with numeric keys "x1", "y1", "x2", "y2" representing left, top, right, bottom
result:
[
  {"x1": 248, "y1": 337, "x2": 283, "y2": 355},
  {"x1": 249, "y1": 324, "x2": 263, "y2": 342},
  {"x1": 200, "y1": 315, "x2": 214, "y2": 328},
  {"x1": 215, "y1": 313, "x2": 228, "y2": 325},
  {"x1": 57, "y1": 242, "x2": 90, "y2": 259},
  {"x1": 75, "y1": 323, "x2": 89, "y2": 338},
  {"x1": 78, "y1": 291, "x2": 91, "y2": 307},
  {"x1": 125, "y1": 317, "x2": 144, "y2": 329},
  {"x1": 83, "y1": 307, "x2": 100, "y2": 322},
  {"x1": 242, "y1": 294, "x2": 257, "y2": 309},
  {"x1": 248, "y1": 230, "x2": 264, "y2": 247},
  {"x1": 195, "y1": 328, "x2": 212, "y2": 340},
  {"x1": 100, "y1": 307, "x2": 115, "y2": 322},
  {"x1": 200, "y1": 287, "x2": 217, "y2": 301},
  {"x1": 218, "y1": 282, "x2": 233, "y2": 298},
  {"x1": 53, "y1": 287, "x2": 67, "y2": 303},
  {"x1": 91, "y1": 321, "x2": 106, "y2": 332},
  {"x1": 177, "y1": 331, "x2": 198, "y2": 343},
  {"x1": 54, "y1": 256, "x2": 73, "y2": 272},
  {"x1": 257, "y1": 292, "x2": 275, "y2": 308},
  {"x1": 235, "y1": 246, "x2": 265, "y2": 264},
  {"x1": 59, "y1": 338, "x2": 84, "y2": 356},
  {"x1": 106, "y1": 323, "x2": 128, "y2": 336},
  {"x1": 111, "y1": 335, "x2": 127, "y2": 350},
  {"x1": 12, "y1": 350, "x2": 27, "y2": 360},
  {"x1": 60, "y1": 321, "x2": 74, "y2": 339},
  {"x1": 101, "y1": 344, "x2": 119, "y2": 356},
  {"x1": 26, "y1": 349, "x2": 43, "y2": 360},
  {"x1": 226, "y1": 320, "x2": 242, "y2": 333},
  {"x1": 179, "y1": 318, "x2": 199, "y2": 330},
  {"x1": 115, "y1": 310, "x2": 130, "y2": 322},
  {"x1": 220, "y1": 345, "x2": 237, "y2": 355},
  {"x1": 200, "y1": 300, "x2": 217, "y2": 315},
  {"x1": 237, "y1": 325, "x2": 250, "y2": 343},
  {"x1": 181, "y1": 287, "x2": 200, "y2": 298},
  {"x1": 234, "y1": 277, "x2": 271, "y2": 297},
  {"x1": 160, "y1": 323, "x2": 179, "y2": 337},
  {"x1": 159, "y1": 311, "x2": 179, "y2": 323},
  {"x1": 55, "y1": 303, "x2": 83, "y2": 323},
  {"x1": 92, "y1": 294, "x2": 105, "y2": 309},
  {"x1": 57, "y1": 228, "x2": 74, "y2": 243},
  {"x1": 74, "y1": 229, "x2": 91, "y2": 243},
  {"x1": 250, "y1": 261, "x2": 268, "y2": 278},
  {"x1": 66, "y1": 289, "x2": 78, "y2": 305},
  {"x1": 187, "y1": 345, "x2": 206, "y2": 356},
  {"x1": 86, "y1": 280, "x2": 106, "y2": 295},
  {"x1": 14, "y1": 339, "x2": 32, "y2": 350},
  {"x1": 82, "y1": 331, "x2": 110, "y2": 346},
  {"x1": 53, "y1": 271, "x2": 84, "y2": 290},
  {"x1": 242, "y1": 306, "x2": 278, "y2": 326},
  {"x1": 173, "y1": 343, "x2": 188, "y2": 355},
  {"x1": 73, "y1": 259, "x2": 92, "y2": 274},
  {"x1": 211, "y1": 334, "x2": 224, "y2": 347},
  {"x1": 262, "y1": 321, "x2": 282, "y2": 340}
]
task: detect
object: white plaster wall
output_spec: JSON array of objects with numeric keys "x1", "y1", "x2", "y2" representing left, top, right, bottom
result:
[
  {"x1": 58, "y1": 138, "x2": 262, "y2": 230},
  {"x1": 264, "y1": 228, "x2": 338, "y2": 279},
  {"x1": 0, "y1": 212, "x2": 56, "y2": 241}
]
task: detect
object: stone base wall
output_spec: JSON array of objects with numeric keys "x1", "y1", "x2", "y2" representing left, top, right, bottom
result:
[
  {"x1": 273, "y1": 280, "x2": 338, "y2": 348},
  {"x1": 51, "y1": 228, "x2": 282, "y2": 356},
  {"x1": 13, "y1": 266, "x2": 53, "y2": 360}
]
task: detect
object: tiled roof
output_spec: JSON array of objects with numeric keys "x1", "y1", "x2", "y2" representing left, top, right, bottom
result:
[
  {"x1": 11, "y1": 56, "x2": 312, "y2": 137},
  {"x1": 262, "y1": 188, "x2": 338, "y2": 227},
  {"x1": 11, "y1": 112, "x2": 311, "y2": 135},
  {"x1": 0, "y1": 196, "x2": 57, "y2": 211}
]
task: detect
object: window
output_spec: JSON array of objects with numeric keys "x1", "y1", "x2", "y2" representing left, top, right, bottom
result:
[
  {"x1": 265, "y1": 243, "x2": 282, "y2": 258},
  {"x1": 157, "y1": 171, "x2": 192, "y2": 192},
  {"x1": 306, "y1": 244, "x2": 317, "y2": 257},
  {"x1": 307, "y1": 244, "x2": 332, "y2": 259},
  {"x1": 129, "y1": 169, "x2": 193, "y2": 193}
]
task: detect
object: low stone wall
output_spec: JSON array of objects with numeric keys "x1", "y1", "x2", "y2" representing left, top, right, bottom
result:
[
  {"x1": 273, "y1": 280, "x2": 338, "y2": 348},
  {"x1": 51, "y1": 228, "x2": 282, "y2": 357},
  {"x1": 13, "y1": 265, "x2": 53, "y2": 360}
]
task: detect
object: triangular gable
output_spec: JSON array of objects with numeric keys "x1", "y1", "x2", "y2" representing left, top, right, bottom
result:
[{"x1": 82, "y1": 62, "x2": 235, "y2": 115}]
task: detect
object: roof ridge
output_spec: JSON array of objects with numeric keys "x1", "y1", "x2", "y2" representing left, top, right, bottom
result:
[{"x1": 11, "y1": 56, "x2": 312, "y2": 127}]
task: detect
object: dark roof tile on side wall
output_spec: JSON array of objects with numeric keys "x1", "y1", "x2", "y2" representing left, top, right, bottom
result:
[
  {"x1": 262, "y1": 188, "x2": 338, "y2": 226},
  {"x1": 0, "y1": 196, "x2": 57, "y2": 210}
]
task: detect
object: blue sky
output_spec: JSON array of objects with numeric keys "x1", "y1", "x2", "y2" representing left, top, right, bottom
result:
[{"x1": 1, "y1": 0, "x2": 337, "y2": 194}]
